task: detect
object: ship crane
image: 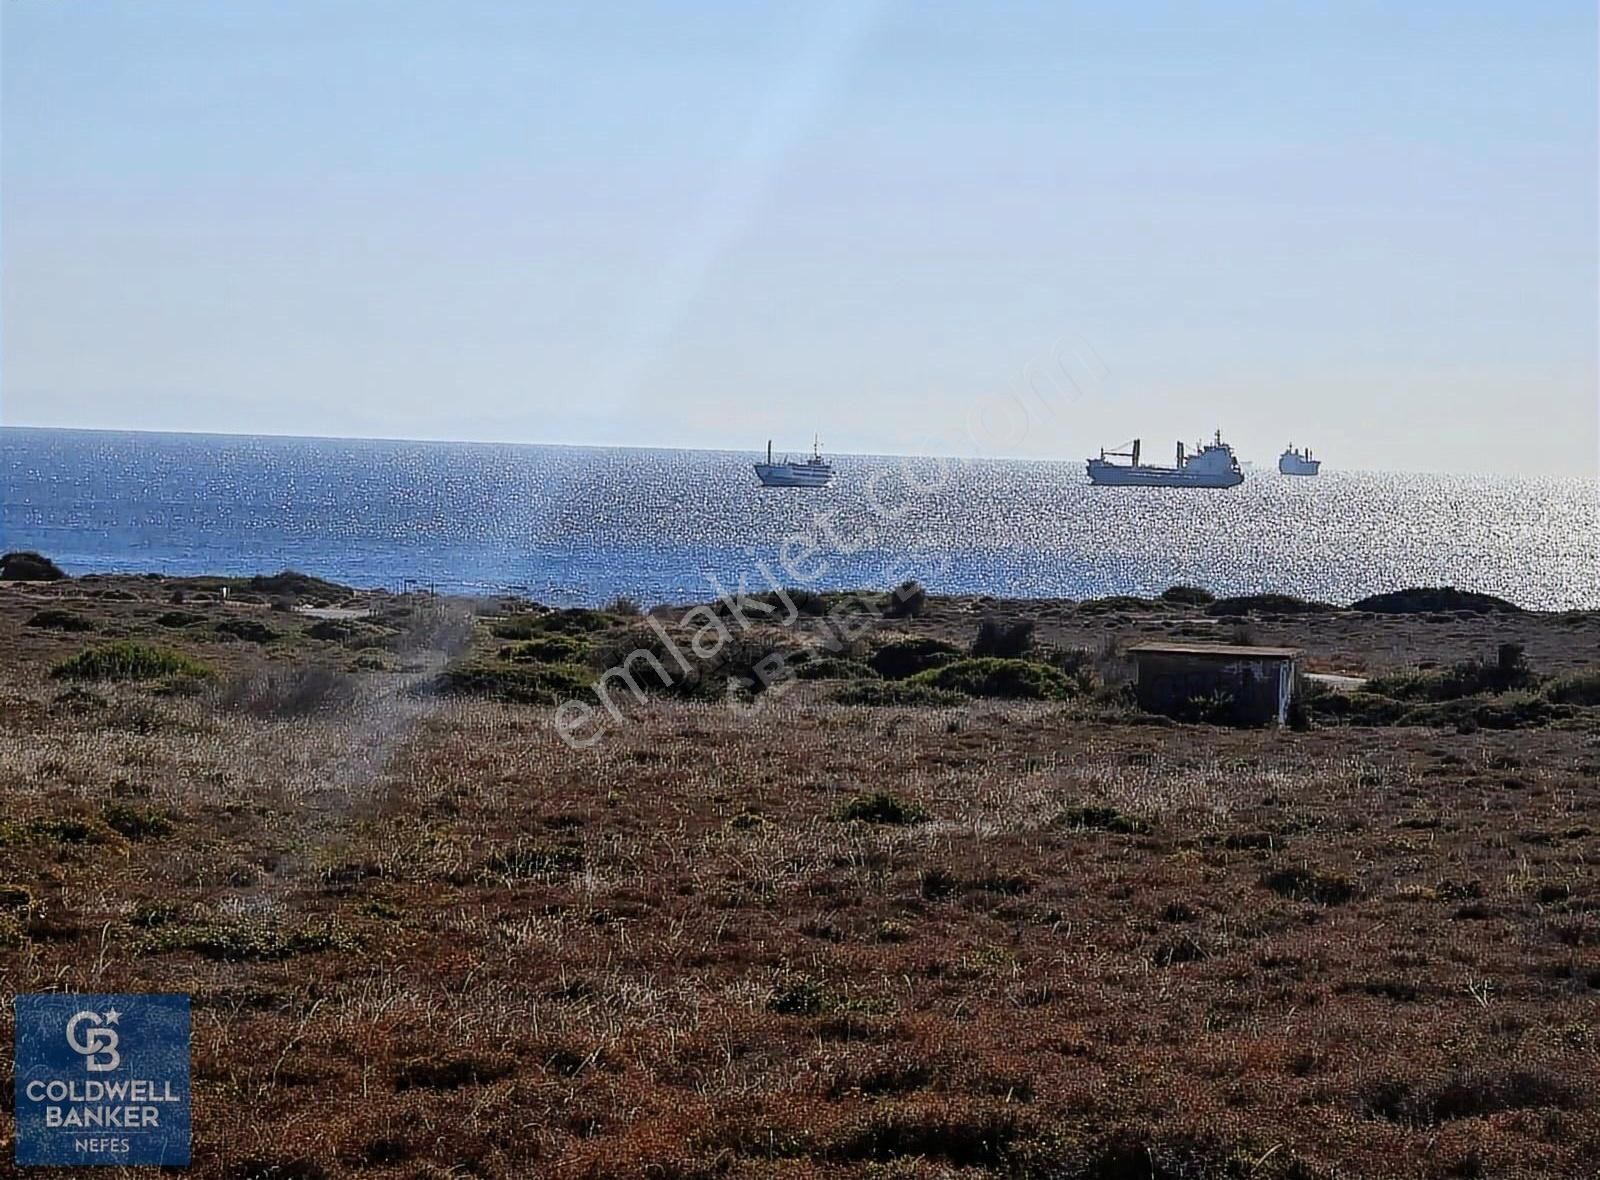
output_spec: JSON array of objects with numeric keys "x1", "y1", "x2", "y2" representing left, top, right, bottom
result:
[{"x1": 1100, "y1": 439, "x2": 1141, "y2": 465}]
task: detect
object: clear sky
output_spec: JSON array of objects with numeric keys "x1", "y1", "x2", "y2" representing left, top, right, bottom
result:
[{"x1": 3, "y1": 1, "x2": 1595, "y2": 475}]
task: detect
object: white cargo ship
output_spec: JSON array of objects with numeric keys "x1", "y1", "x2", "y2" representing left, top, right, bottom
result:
[
  {"x1": 1087, "y1": 430, "x2": 1244, "y2": 488},
  {"x1": 754, "y1": 437, "x2": 834, "y2": 487},
  {"x1": 1278, "y1": 445, "x2": 1320, "y2": 476}
]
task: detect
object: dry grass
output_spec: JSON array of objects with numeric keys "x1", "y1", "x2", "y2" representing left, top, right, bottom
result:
[{"x1": 1, "y1": 577, "x2": 1597, "y2": 1178}]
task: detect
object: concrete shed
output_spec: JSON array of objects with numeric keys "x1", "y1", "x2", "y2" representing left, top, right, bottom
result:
[{"x1": 1127, "y1": 642, "x2": 1301, "y2": 726}]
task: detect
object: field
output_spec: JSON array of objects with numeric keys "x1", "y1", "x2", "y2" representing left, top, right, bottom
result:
[{"x1": 2, "y1": 572, "x2": 1598, "y2": 1179}]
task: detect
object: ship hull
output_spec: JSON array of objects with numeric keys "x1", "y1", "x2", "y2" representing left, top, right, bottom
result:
[
  {"x1": 754, "y1": 463, "x2": 833, "y2": 487},
  {"x1": 1087, "y1": 461, "x2": 1243, "y2": 488},
  {"x1": 1278, "y1": 457, "x2": 1320, "y2": 476}
]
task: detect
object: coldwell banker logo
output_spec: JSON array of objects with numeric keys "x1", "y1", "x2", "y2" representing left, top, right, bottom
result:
[{"x1": 13, "y1": 994, "x2": 191, "y2": 1167}]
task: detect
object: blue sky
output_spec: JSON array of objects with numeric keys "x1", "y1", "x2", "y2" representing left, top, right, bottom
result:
[{"x1": 3, "y1": 1, "x2": 1595, "y2": 475}]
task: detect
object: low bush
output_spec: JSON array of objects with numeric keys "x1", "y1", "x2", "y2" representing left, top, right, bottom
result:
[
  {"x1": 832, "y1": 681, "x2": 965, "y2": 707},
  {"x1": 435, "y1": 661, "x2": 592, "y2": 705},
  {"x1": 1171, "y1": 689, "x2": 1240, "y2": 725},
  {"x1": 394, "y1": 1056, "x2": 515, "y2": 1092},
  {"x1": 794, "y1": 656, "x2": 879, "y2": 681},
  {"x1": 244, "y1": 570, "x2": 350, "y2": 599},
  {"x1": 101, "y1": 803, "x2": 175, "y2": 840},
  {"x1": 499, "y1": 635, "x2": 593, "y2": 664},
  {"x1": 219, "y1": 665, "x2": 362, "y2": 717},
  {"x1": 0, "y1": 551, "x2": 65, "y2": 581},
  {"x1": 971, "y1": 618, "x2": 1034, "y2": 659},
  {"x1": 836, "y1": 792, "x2": 928, "y2": 825},
  {"x1": 481, "y1": 842, "x2": 585, "y2": 879},
  {"x1": 1308, "y1": 690, "x2": 1411, "y2": 726},
  {"x1": 1076, "y1": 595, "x2": 1166, "y2": 615},
  {"x1": 1055, "y1": 804, "x2": 1151, "y2": 835},
  {"x1": 139, "y1": 919, "x2": 359, "y2": 961},
  {"x1": 1544, "y1": 670, "x2": 1600, "y2": 707},
  {"x1": 603, "y1": 595, "x2": 644, "y2": 617},
  {"x1": 215, "y1": 617, "x2": 279, "y2": 644},
  {"x1": 1368, "y1": 644, "x2": 1536, "y2": 702},
  {"x1": 884, "y1": 580, "x2": 927, "y2": 618},
  {"x1": 1403, "y1": 692, "x2": 1570, "y2": 732},
  {"x1": 867, "y1": 638, "x2": 962, "y2": 680},
  {"x1": 1261, "y1": 866, "x2": 1359, "y2": 905},
  {"x1": 490, "y1": 608, "x2": 613, "y2": 640},
  {"x1": 1349, "y1": 586, "x2": 1521, "y2": 615},
  {"x1": 26, "y1": 609, "x2": 94, "y2": 632},
  {"x1": 910, "y1": 657, "x2": 1079, "y2": 701},
  {"x1": 1160, "y1": 584, "x2": 1215, "y2": 606},
  {"x1": 305, "y1": 618, "x2": 397, "y2": 648},
  {"x1": 51, "y1": 642, "x2": 213, "y2": 682},
  {"x1": 1205, "y1": 593, "x2": 1335, "y2": 616},
  {"x1": 155, "y1": 610, "x2": 204, "y2": 628}
]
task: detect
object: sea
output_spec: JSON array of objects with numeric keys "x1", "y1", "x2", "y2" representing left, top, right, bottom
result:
[{"x1": 2, "y1": 427, "x2": 1596, "y2": 610}]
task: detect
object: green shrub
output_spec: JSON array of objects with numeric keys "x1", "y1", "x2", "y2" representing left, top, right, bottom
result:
[
  {"x1": 884, "y1": 580, "x2": 927, "y2": 618},
  {"x1": 7, "y1": 815, "x2": 111, "y2": 845},
  {"x1": 604, "y1": 595, "x2": 644, "y2": 617},
  {"x1": 305, "y1": 618, "x2": 397, "y2": 648},
  {"x1": 909, "y1": 658, "x2": 1079, "y2": 701},
  {"x1": 867, "y1": 637, "x2": 962, "y2": 680},
  {"x1": 1545, "y1": 670, "x2": 1600, "y2": 707},
  {"x1": 1055, "y1": 805, "x2": 1150, "y2": 835},
  {"x1": 26, "y1": 609, "x2": 94, "y2": 632},
  {"x1": 1173, "y1": 689, "x2": 1238, "y2": 725},
  {"x1": 1308, "y1": 690, "x2": 1411, "y2": 726},
  {"x1": 794, "y1": 656, "x2": 879, "y2": 681},
  {"x1": 836, "y1": 792, "x2": 928, "y2": 825},
  {"x1": 1160, "y1": 584, "x2": 1215, "y2": 606},
  {"x1": 215, "y1": 617, "x2": 279, "y2": 644},
  {"x1": 1076, "y1": 595, "x2": 1166, "y2": 615},
  {"x1": 1261, "y1": 866, "x2": 1359, "y2": 905},
  {"x1": 490, "y1": 608, "x2": 613, "y2": 640},
  {"x1": 1205, "y1": 594, "x2": 1334, "y2": 616},
  {"x1": 0, "y1": 551, "x2": 65, "y2": 581},
  {"x1": 481, "y1": 842, "x2": 585, "y2": 879},
  {"x1": 244, "y1": 570, "x2": 350, "y2": 599},
  {"x1": 500, "y1": 635, "x2": 593, "y2": 664},
  {"x1": 1402, "y1": 692, "x2": 1570, "y2": 732},
  {"x1": 155, "y1": 610, "x2": 204, "y2": 628},
  {"x1": 971, "y1": 618, "x2": 1034, "y2": 659},
  {"x1": 219, "y1": 665, "x2": 361, "y2": 717},
  {"x1": 139, "y1": 919, "x2": 359, "y2": 961},
  {"x1": 436, "y1": 661, "x2": 592, "y2": 705},
  {"x1": 101, "y1": 803, "x2": 175, "y2": 840},
  {"x1": 1368, "y1": 645, "x2": 1536, "y2": 702},
  {"x1": 1349, "y1": 586, "x2": 1521, "y2": 615},
  {"x1": 51, "y1": 642, "x2": 214, "y2": 682},
  {"x1": 832, "y1": 681, "x2": 965, "y2": 707}
]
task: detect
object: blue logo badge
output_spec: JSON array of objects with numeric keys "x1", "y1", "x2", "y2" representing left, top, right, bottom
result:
[{"x1": 13, "y1": 994, "x2": 191, "y2": 1167}]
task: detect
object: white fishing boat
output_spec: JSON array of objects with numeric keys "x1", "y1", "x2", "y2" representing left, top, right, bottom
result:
[
  {"x1": 1278, "y1": 445, "x2": 1320, "y2": 476},
  {"x1": 1087, "y1": 430, "x2": 1244, "y2": 488},
  {"x1": 754, "y1": 437, "x2": 834, "y2": 487}
]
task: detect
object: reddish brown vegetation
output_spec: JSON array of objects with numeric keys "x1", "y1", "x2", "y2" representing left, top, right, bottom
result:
[{"x1": 1, "y1": 577, "x2": 1597, "y2": 1177}]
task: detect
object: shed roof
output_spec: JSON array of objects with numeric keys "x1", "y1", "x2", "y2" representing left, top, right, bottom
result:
[{"x1": 1127, "y1": 642, "x2": 1301, "y2": 660}]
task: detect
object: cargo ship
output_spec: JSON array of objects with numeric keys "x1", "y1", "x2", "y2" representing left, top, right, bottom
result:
[
  {"x1": 754, "y1": 437, "x2": 834, "y2": 487},
  {"x1": 1278, "y1": 445, "x2": 1320, "y2": 476},
  {"x1": 1086, "y1": 430, "x2": 1245, "y2": 488}
]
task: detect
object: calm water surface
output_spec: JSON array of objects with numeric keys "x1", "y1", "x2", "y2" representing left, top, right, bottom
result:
[{"x1": 2, "y1": 428, "x2": 1595, "y2": 609}]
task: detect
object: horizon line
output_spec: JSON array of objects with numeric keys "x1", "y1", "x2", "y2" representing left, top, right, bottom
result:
[{"x1": 0, "y1": 421, "x2": 1589, "y2": 482}]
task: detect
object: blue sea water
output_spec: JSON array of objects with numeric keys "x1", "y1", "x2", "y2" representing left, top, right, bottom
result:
[{"x1": 2, "y1": 427, "x2": 1596, "y2": 610}]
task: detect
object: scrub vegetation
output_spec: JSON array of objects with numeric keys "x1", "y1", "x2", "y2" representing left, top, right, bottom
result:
[{"x1": 1, "y1": 570, "x2": 1598, "y2": 1178}]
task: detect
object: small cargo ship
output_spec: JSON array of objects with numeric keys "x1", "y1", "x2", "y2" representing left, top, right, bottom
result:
[
  {"x1": 754, "y1": 437, "x2": 834, "y2": 487},
  {"x1": 1278, "y1": 445, "x2": 1320, "y2": 476},
  {"x1": 1087, "y1": 430, "x2": 1244, "y2": 488}
]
